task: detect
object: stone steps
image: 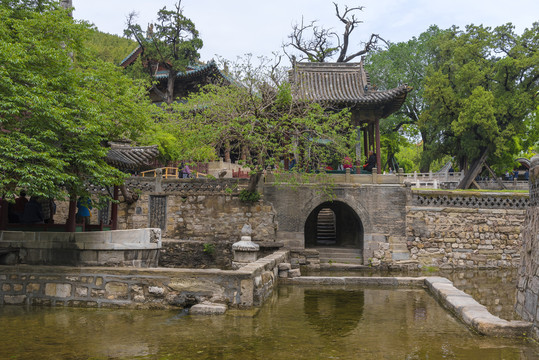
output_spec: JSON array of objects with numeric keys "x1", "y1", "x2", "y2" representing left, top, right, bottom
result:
[
  {"x1": 316, "y1": 247, "x2": 363, "y2": 264},
  {"x1": 317, "y1": 209, "x2": 336, "y2": 244}
]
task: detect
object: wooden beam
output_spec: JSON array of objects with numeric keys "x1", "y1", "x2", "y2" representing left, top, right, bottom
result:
[
  {"x1": 484, "y1": 163, "x2": 506, "y2": 190},
  {"x1": 457, "y1": 149, "x2": 488, "y2": 189}
]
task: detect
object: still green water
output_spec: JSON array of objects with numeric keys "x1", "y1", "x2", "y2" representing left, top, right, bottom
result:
[{"x1": 1, "y1": 285, "x2": 538, "y2": 359}]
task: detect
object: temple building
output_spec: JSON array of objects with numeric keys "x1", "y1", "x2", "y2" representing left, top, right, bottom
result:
[
  {"x1": 120, "y1": 47, "x2": 231, "y2": 103},
  {"x1": 289, "y1": 59, "x2": 411, "y2": 173}
]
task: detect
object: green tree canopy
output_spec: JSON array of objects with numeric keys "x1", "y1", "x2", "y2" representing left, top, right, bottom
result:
[
  {"x1": 125, "y1": 0, "x2": 203, "y2": 104},
  {"x1": 139, "y1": 56, "x2": 357, "y2": 190},
  {"x1": 423, "y1": 23, "x2": 539, "y2": 175},
  {"x1": 0, "y1": 1, "x2": 154, "y2": 201}
]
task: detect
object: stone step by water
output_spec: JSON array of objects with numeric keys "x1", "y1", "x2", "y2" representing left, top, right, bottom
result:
[
  {"x1": 316, "y1": 247, "x2": 363, "y2": 264},
  {"x1": 390, "y1": 242, "x2": 410, "y2": 261}
]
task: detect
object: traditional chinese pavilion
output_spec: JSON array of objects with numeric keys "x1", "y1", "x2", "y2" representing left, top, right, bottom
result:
[
  {"x1": 120, "y1": 47, "x2": 231, "y2": 103},
  {"x1": 289, "y1": 58, "x2": 411, "y2": 173}
]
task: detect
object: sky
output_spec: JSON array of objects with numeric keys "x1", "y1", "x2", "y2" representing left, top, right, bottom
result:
[{"x1": 74, "y1": 0, "x2": 539, "y2": 63}]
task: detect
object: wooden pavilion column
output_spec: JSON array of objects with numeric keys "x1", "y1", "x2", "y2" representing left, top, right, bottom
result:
[
  {"x1": 65, "y1": 195, "x2": 77, "y2": 232},
  {"x1": 363, "y1": 127, "x2": 369, "y2": 159},
  {"x1": 375, "y1": 118, "x2": 381, "y2": 174},
  {"x1": 111, "y1": 185, "x2": 119, "y2": 230},
  {"x1": 369, "y1": 123, "x2": 375, "y2": 153}
]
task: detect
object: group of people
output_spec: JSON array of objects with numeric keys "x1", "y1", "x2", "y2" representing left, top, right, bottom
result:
[
  {"x1": 178, "y1": 162, "x2": 192, "y2": 178},
  {"x1": 7, "y1": 191, "x2": 56, "y2": 224},
  {"x1": 5, "y1": 191, "x2": 93, "y2": 226},
  {"x1": 325, "y1": 152, "x2": 378, "y2": 173}
]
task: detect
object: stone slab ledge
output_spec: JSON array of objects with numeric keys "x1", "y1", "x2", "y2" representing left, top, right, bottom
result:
[{"x1": 425, "y1": 277, "x2": 532, "y2": 338}]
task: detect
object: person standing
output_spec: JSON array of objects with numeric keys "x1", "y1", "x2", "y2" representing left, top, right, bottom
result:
[
  {"x1": 21, "y1": 197, "x2": 44, "y2": 224},
  {"x1": 12, "y1": 191, "x2": 28, "y2": 223},
  {"x1": 76, "y1": 197, "x2": 92, "y2": 225}
]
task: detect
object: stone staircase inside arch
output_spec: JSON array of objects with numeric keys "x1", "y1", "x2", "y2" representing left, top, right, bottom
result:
[
  {"x1": 317, "y1": 247, "x2": 363, "y2": 265},
  {"x1": 316, "y1": 208, "x2": 336, "y2": 246}
]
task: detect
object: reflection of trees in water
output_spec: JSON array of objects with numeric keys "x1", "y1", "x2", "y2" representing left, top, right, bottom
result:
[{"x1": 303, "y1": 289, "x2": 364, "y2": 337}]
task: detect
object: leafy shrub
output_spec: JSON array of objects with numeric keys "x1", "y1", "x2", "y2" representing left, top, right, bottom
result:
[{"x1": 239, "y1": 190, "x2": 261, "y2": 203}]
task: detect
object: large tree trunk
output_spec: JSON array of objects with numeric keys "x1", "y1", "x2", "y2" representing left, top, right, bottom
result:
[
  {"x1": 166, "y1": 71, "x2": 176, "y2": 104},
  {"x1": 247, "y1": 172, "x2": 262, "y2": 193},
  {"x1": 457, "y1": 148, "x2": 489, "y2": 189},
  {"x1": 120, "y1": 185, "x2": 138, "y2": 205}
]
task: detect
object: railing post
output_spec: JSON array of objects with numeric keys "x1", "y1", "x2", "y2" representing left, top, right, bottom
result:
[
  {"x1": 372, "y1": 168, "x2": 378, "y2": 184},
  {"x1": 345, "y1": 168, "x2": 351, "y2": 183}
]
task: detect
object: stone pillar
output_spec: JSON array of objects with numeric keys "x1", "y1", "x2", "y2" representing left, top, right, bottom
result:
[
  {"x1": 232, "y1": 224, "x2": 259, "y2": 269},
  {"x1": 155, "y1": 168, "x2": 162, "y2": 192},
  {"x1": 515, "y1": 155, "x2": 539, "y2": 340}
]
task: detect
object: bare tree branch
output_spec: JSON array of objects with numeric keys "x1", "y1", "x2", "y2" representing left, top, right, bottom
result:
[{"x1": 284, "y1": 3, "x2": 388, "y2": 63}]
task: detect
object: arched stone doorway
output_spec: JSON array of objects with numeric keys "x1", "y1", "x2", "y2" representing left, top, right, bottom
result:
[{"x1": 304, "y1": 201, "x2": 364, "y2": 250}]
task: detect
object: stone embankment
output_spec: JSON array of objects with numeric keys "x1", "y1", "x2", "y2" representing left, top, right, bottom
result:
[
  {"x1": 0, "y1": 250, "x2": 289, "y2": 310},
  {"x1": 515, "y1": 155, "x2": 539, "y2": 340},
  {"x1": 406, "y1": 190, "x2": 527, "y2": 269}
]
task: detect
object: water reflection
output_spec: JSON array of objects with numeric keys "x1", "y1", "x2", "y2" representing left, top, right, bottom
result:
[
  {"x1": 1, "y1": 286, "x2": 537, "y2": 359},
  {"x1": 304, "y1": 268, "x2": 521, "y2": 320},
  {"x1": 304, "y1": 289, "x2": 364, "y2": 336}
]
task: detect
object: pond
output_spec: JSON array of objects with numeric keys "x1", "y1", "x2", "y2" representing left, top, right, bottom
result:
[
  {"x1": 1, "y1": 284, "x2": 538, "y2": 359},
  {"x1": 304, "y1": 268, "x2": 522, "y2": 320}
]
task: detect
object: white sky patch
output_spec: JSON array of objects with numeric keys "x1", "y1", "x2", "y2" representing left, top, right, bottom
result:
[{"x1": 73, "y1": 0, "x2": 539, "y2": 63}]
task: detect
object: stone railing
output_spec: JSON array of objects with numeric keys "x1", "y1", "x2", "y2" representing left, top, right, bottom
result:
[
  {"x1": 403, "y1": 171, "x2": 464, "y2": 189},
  {"x1": 125, "y1": 177, "x2": 249, "y2": 194},
  {"x1": 412, "y1": 190, "x2": 529, "y2": 209}
]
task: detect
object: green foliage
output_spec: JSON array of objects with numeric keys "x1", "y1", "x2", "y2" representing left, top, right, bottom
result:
[
  {"x1": 124, "y1": 1, "x2": 203, "y2": 104},
  {"x1": 422, "y1": 23, "x2": 539, "y2": 172},
  {"x1": 86, "y1": 29, "x2": 137, "y2": 65},
  {"x1": 203, "y1": 243, "x2": 215, "y2": 255},
  {"x1": 368, "y1": 23, "x2": 539, "y2": 173},
  {"x1": 168, "y1": 55, "x2": 357, "y2": 173},
  {"x1": 239, "y1": 190, "x2": 261, "y2": 203},
  {"x1": 0, "y1": 3, "x2": 153, "y2": 200}
]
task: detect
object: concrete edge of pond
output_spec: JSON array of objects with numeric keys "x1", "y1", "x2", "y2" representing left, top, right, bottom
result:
[{"x1": 286, "y1": 275, "x2": 533, "y2": 338}]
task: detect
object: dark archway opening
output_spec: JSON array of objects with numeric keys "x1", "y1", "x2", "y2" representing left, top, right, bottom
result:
[{"x1": 304, "y1": 201, "x2": 363, "y2": 249}]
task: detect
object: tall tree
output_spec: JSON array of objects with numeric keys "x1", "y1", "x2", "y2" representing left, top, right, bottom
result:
[
  {"x1": 422, "y1": 23, "x2": 539, "y2": 186},
  {"x1": 366, "y1": 26, "x2": 443, "y2": 171},
  {"x1": 124, "y1": 0, "x2": 203, "y2": 104},
  {"x1": 0, "y1": 1, "x2": 153, "y2": 201}
]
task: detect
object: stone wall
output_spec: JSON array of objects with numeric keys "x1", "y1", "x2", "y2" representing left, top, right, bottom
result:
[
  {"x1": 515, "y1": 155, "x2": 539, "y2": 340},
  {"x1": 159, "y1": 239, "x2": 233, "y2": 269},
  {"x1": 54, "y1": 178, "x2": 277, "y2": 243},
  {"x1": 407, "y1": 190, "x2": 527, "y2": 269},
  {"x1": 263, "y1": 184, "x2": 408, "y2": 258},
  {"x1": 0, "y1": 250, "x2": 289, "y2": 309}
]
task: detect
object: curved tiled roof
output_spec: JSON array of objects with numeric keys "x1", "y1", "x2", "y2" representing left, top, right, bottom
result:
[
  {"x1": 290, "y1": 61, "x2": 411, "y2": 119},
  {"x1": 154, "y1": 60, "x2": 232, "y2": 85},
  {"x1": 106, "y1": 144, "x2": 159, "y2": 170},
  {"x1": 119, "y1": 46, "x2": 143, "y2": 67}
]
